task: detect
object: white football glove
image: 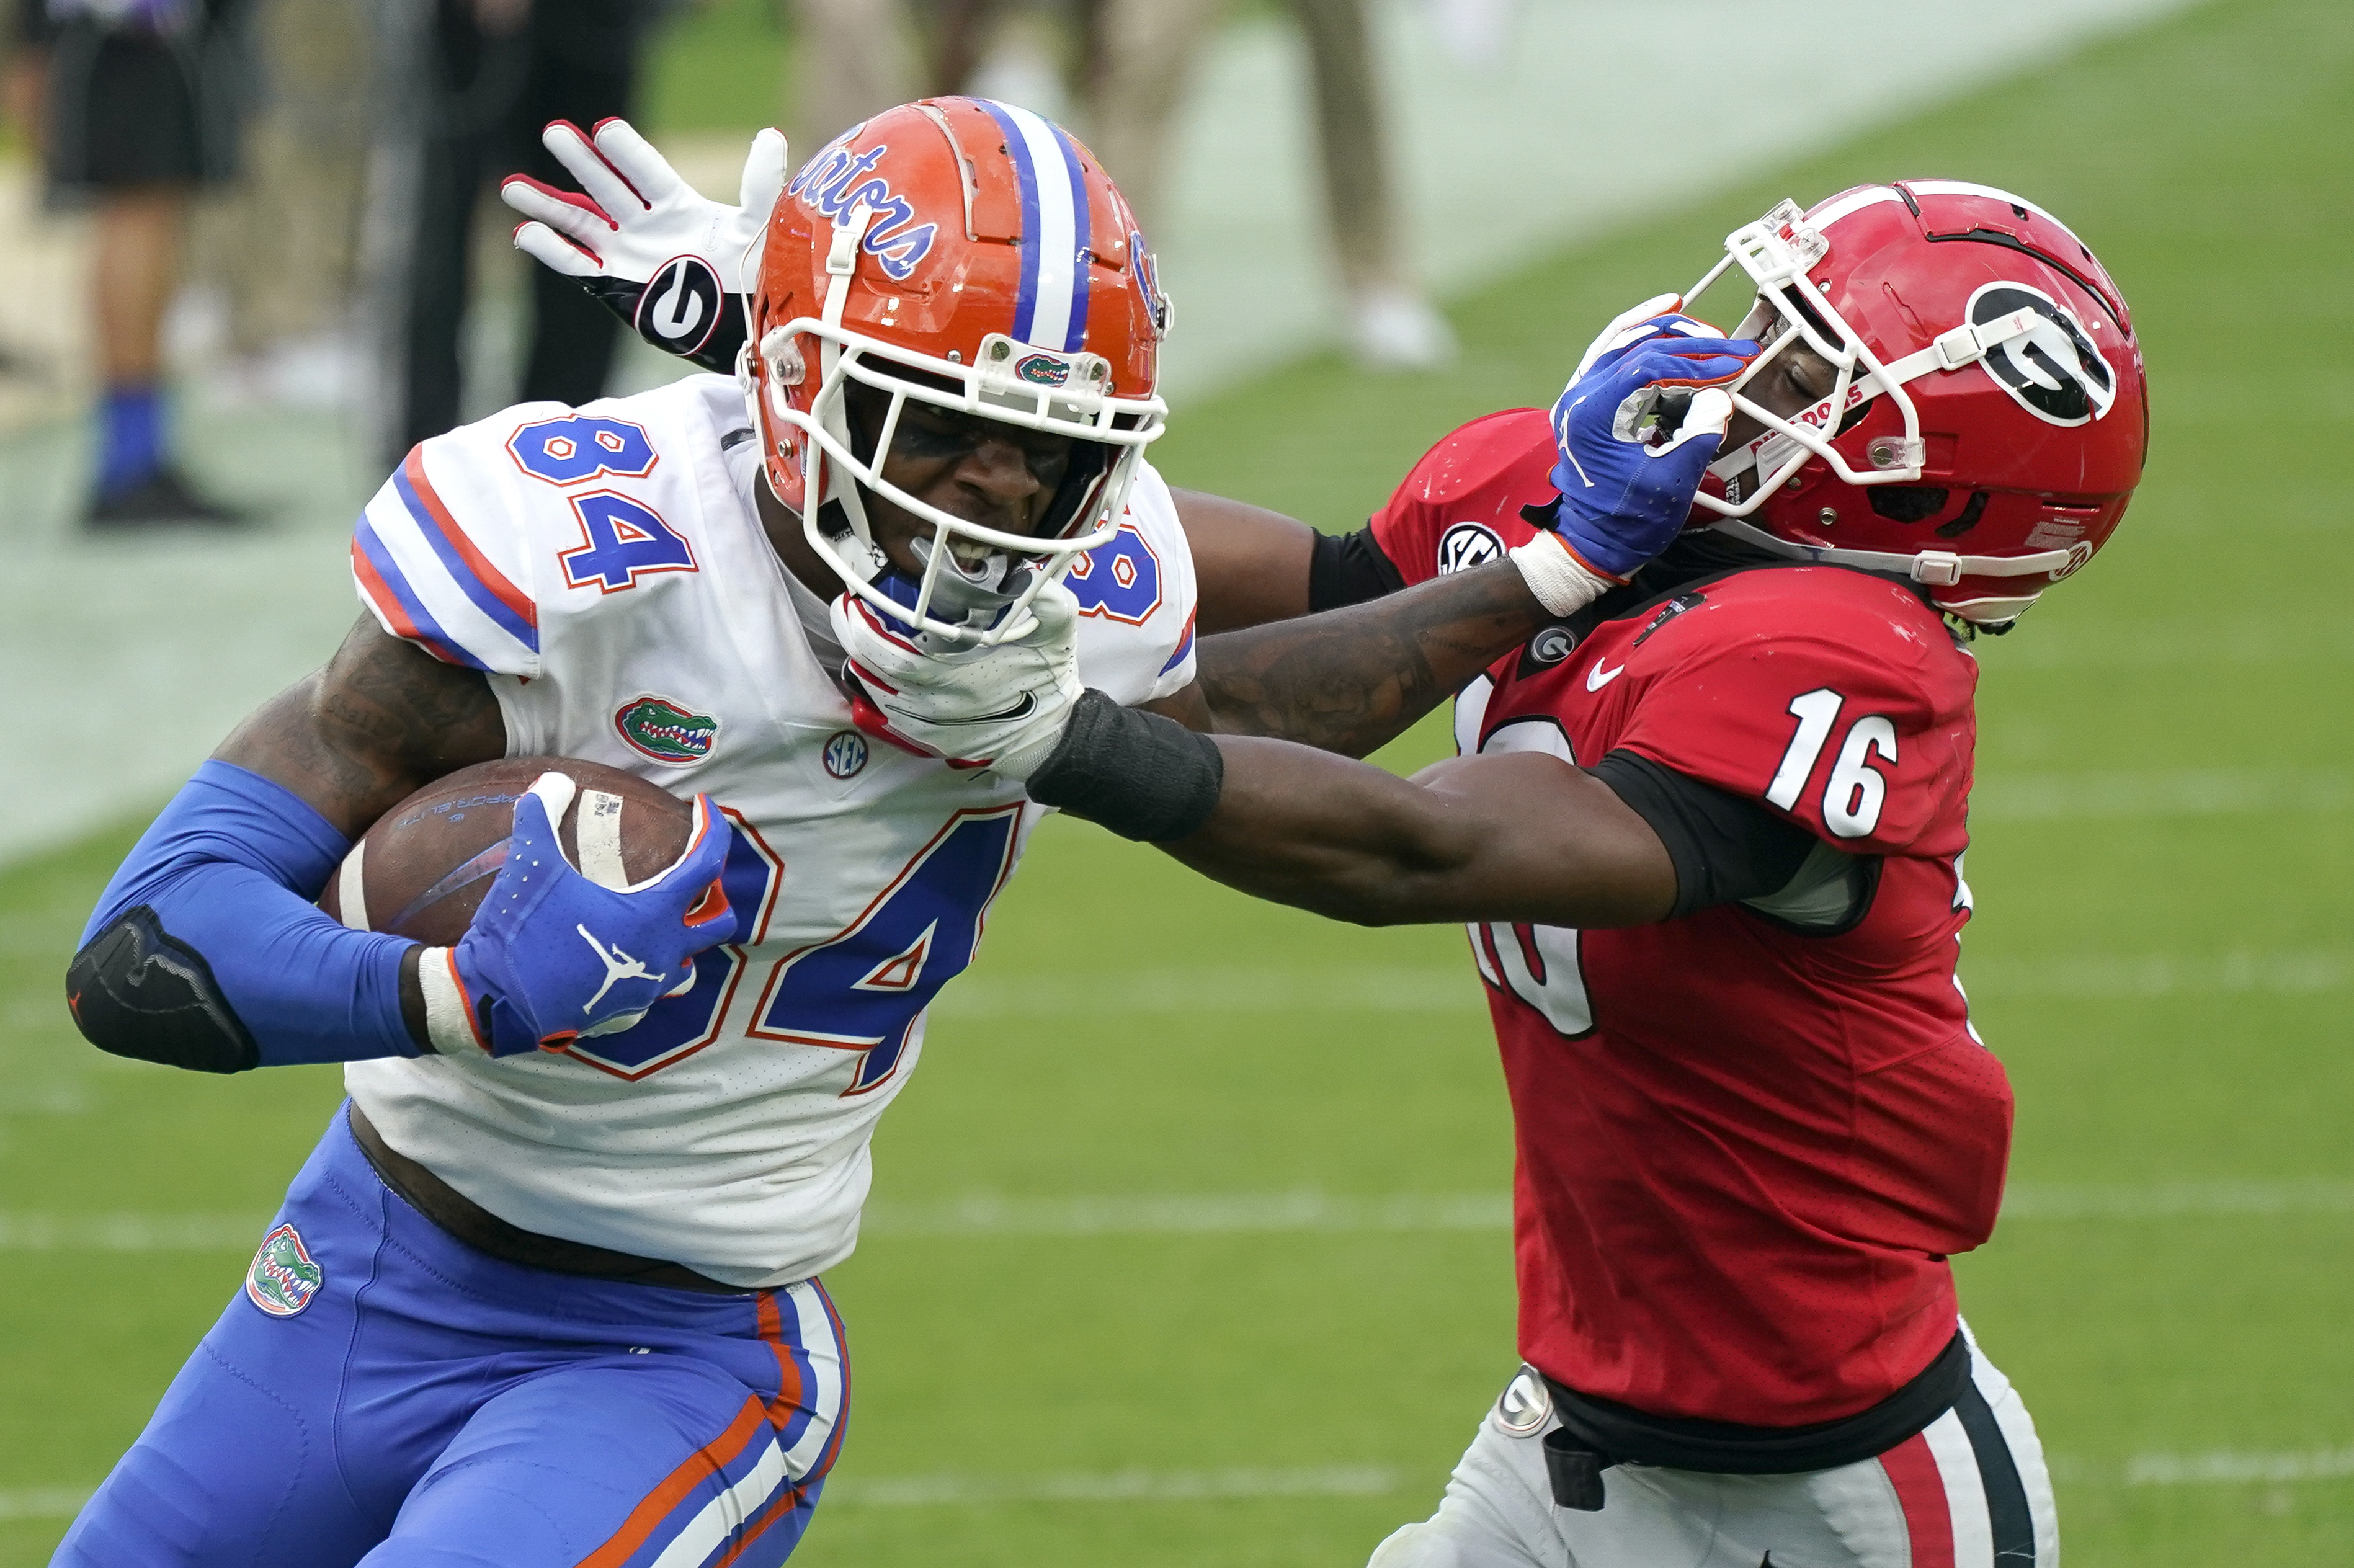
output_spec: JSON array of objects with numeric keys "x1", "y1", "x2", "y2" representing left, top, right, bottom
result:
[
  {"x1": 832, "y1": 582, "x2": 1085, "y2": 780},
  {"x1": 501, "y1": 118, "x2": 787, "y2": 373}
]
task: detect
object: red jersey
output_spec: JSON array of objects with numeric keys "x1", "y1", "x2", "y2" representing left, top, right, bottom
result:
[{"x1": 1373, "y1": 417, "x2": 2008, "y2": 1428}]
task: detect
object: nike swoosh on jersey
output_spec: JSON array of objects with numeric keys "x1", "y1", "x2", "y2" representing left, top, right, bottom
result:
[{"x1": 1585, "y1": 662, "x2": 1625, "y2": 692}]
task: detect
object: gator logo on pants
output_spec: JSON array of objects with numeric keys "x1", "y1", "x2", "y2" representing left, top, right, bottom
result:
[
  {"x1": 245, "y1": 1223, "x2": 323, "y2": 1317},
  {"x1": 614, "y1": 696, "x2": 720, "y2": 764}
]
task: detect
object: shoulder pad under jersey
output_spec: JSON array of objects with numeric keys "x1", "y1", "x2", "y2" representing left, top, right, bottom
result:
[{"x1": 1370, "y1": 408, "x2": 1557, "y2": 586}]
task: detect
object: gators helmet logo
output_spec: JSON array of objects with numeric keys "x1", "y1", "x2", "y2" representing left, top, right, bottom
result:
[
  {"x1": 1013, "y1": 352, "x2": 1072, "y2": 386},
  {"x1": 246, "y1": 1223, "x2": 323, "y2": 1317},
  {"x1": 615, "y1": 696, "x2": 720, "y2": 764}
]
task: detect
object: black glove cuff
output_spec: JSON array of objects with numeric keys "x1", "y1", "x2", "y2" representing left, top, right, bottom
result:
[
  {"x1": 584, "y1": 274, "x2": 749, "y2": 376},
  {"x1": 1025, "y1": 690, "x2": 1226, "y2": 843}
]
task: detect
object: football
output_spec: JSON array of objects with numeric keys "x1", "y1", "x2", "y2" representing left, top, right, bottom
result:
[{"x1": 318, "y1": 757, "x2": 697, "y2": 945}]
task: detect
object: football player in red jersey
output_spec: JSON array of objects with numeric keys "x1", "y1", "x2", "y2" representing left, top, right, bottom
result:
[{"x1": 842, "y1": 181, "x2": 2148, "y2": 1568}]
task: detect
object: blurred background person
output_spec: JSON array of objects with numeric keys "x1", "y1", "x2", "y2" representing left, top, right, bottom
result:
[
  {"x1": 912, "y1": 0, "x2": 1456, "y2": 372},
  {"x1": 9, "y1": 0, "x2": 257, "y2": 530},
  {"x1": 372, "y1": 0, "x2": 664, "y2": 468},
  {"x1": 786, "y1": 0, "x2": 916, "y2": 167},
  {"x1": 192, "y1": 0, "x2": 372, "y2": 411}
]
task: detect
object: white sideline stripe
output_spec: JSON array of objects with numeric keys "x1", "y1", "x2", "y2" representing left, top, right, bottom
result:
[
  {"x1": 0, "y1": 1471, "x2": 1403, "y2": 1522},
  {"x1": 824, "y1": 1465, "x2": 1403, "y2": 1507},
  {"x1": 14, "y1": 1453, "x2": 2350, "y2": 1520},
  {"x1": 1961, "y1": 949, "x2": 2351, "y2": 998},
  {"x1": 861, "y1": 1193, "x2": 1512, "y2": 1238},
  {"x1": 1972, "y1": 768, "x2": 2350, "y2": 822},
  {"x1": 933, "y1": 968, "x2": 1477, "y2": 1017},
  {"x1": 935, "y1": 949, "x2": 2350, "y2": 1020},
  {"x1": 0, "y1": 1487, "x2": 91, "y2": 1521},
  {"x1": 0, "y1": 1213, "x2": 268, "y2": 1250},
  {"x1": 2124, "y1": 1447, "x2": 2354, "y2": 1486},
  {"x1": 9, "y1": 1181, "x2": 2354, "y2": 1252}
]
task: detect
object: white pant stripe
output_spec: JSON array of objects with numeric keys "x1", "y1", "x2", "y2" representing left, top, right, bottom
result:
[
  {"x1": 780, "y1": 1282, "x2": 846, "y2": 1479},
  {"x1": 1922, "y1": 1407, "x2": 1995, "y2": 1568},
  {"x1": 648, "y1": 1430, "x2": 793, "y2": 1568}
]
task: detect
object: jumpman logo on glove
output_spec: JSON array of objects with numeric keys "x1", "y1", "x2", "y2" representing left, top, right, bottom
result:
[{"x1": 576, "y1": 925, "x2": 665, "y2": 1015}]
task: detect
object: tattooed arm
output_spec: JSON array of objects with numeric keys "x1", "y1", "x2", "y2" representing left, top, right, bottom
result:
[
  {"x1": 216, "y1": 614, "x2": 509, "y2": 837},
  {"x1": 1145, "y1": 560, "x2": 1549, "y2": 758},
  {"x1": 203, "y1": 615, "x2": 508, "y2": 1043}
]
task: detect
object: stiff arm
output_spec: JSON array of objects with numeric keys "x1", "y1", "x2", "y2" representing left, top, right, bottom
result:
[
  {"x1": 1164, "y1": 741, "x2": 1676, "y2": 930},
  {"x1": 1151, "y1": 558, "x2": 1556, "y2": 758}
]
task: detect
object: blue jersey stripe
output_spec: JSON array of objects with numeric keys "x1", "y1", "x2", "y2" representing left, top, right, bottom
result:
[
  {"x1": 390, "y1": 464, "x2": 540, "y2": 651},
  {"x1": 353, "y1": 516, "x2": 491, "y2": 672}
]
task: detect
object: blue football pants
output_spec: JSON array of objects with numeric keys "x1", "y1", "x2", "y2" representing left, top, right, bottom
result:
[{"x1": 54, "y1": 1105, "x2": 850, "y2": 1567}]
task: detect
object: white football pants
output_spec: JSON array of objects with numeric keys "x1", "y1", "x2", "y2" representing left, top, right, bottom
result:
[{"x1": 1368, "y1": 1327, "x2": 2058, "y2": 1568}]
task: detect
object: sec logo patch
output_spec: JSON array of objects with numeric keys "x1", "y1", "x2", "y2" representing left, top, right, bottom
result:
[
  {"x1": 246, "y1": 1223, "x2": 323, "y2": 1317},
  {"x1": 823, "y1": 729, "x2": 869, "y2": 780},
  {"x1": 1438, "y1": 522, "x2": 1504, "y2": 574}
]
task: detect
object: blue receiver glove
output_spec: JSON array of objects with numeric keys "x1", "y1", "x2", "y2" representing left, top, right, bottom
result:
[
  {"x1": 1548, "y1": 312, "x2": 1759, "y2": 582},
  {"x1": 425, "y1": 772, "x2": 738, "y2": 1056}
]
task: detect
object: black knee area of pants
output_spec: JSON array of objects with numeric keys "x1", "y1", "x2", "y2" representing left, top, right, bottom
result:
[
  {"x1": 1025, "y1": 690, "x2": 1226, "y2": 844},
  {"x1": 66, "y1": 906, "x2": 258, "y2": 1073}
]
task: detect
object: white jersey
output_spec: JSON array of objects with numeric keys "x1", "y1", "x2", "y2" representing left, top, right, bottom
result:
[{"x1": 343, "y1": 374, "x2": 1198, "y2": 1287}]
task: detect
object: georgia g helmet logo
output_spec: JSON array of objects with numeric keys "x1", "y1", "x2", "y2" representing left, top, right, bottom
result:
[
  {"x1": 636, "y1": 255, "x2": 725, "y2": 357},
  {"x1": 1968, "y1": 282, "x2": 2116, "y2": 427}
]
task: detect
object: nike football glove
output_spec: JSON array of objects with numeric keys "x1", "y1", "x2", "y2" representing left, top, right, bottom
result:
[
  {"x1": 832, "y1": 581, "x2": 1086, "y2": 779},
  {"x1": 502, "y1": 118, "x2": 787, "y2": 375},
  {"x1": 1547, "y1": 313, "x2": 1757, "y2": 582},
  {"x1": 419, "y1": 772, "x2": 738, "y2": 1057}
]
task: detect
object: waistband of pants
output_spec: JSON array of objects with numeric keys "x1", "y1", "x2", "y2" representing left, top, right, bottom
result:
[
  {"x1": 1544, "y1": 1328, "x2": 1970, "y2": 1478},
  {"x1": 347, "y1": 1103, "x2": 756, "y2": 1296}
]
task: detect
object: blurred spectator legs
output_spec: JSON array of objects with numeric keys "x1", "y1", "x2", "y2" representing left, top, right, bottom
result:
[
  {"x1": 1079, "y1": 0, "x2": 1218, "y2": 229},
  {"x1": 91, "y1": 185, "x2": 194, "y2": 504},
  {"x1": 791, "y1": 0, "x2": 917, "y2": 156},
  {"x1": 16, "y1": 0, "x2": 257, "y2": 527},
  {"x1": 930, "y1": 0, "x2": 1456, "y2": 373},
  {"x1": 197, "y1": 0, "x2": 372, "y2": 408},
  {"x1": 389, "y1": 0, "x2": 649, "y2": 465},
  {"x1": 1290, "y1": 0, "x2": 1454, "y2": 370}
]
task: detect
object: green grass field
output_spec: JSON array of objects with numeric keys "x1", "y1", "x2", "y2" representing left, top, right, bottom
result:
[{"x1": 4, "y1": 0, "x2": 2352, "y2": 1560}]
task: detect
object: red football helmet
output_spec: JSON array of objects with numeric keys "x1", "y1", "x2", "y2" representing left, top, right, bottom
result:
[
  {"x1": 1682, "y1": 180, "x2": 2148, "y2": 625},
  {"x1": 743, "y1": 97, "x2": 1172, "y2": 642}
]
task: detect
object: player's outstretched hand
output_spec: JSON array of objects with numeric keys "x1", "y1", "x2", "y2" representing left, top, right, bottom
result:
[
  {"x1": 1547, "y1": 311, "x2": 1758, "y2": 582},
  {"x1": 501, "y1": 118, "x2": 787, "y2": 373},
  {"x1": 831, "y1": 582, "x2": 1086, "y2": 778},
  {"x1": 422, "y1": 773, "x2": 738, "y2": 1057}
]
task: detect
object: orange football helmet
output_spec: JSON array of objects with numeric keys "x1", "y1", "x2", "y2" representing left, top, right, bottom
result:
[{"x1": 743, "y1": 97, "x2": 1172, "y2": 643}]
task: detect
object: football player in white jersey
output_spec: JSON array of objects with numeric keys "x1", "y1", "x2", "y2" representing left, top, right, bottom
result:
[{"x1": 55, "y1": 100, "x2": 1621, "y2": 1567}]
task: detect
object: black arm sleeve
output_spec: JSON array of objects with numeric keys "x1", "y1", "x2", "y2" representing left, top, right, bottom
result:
[
  {"x1": 1589, "y1": 749, "x2": 1820, "y2": 920},
  {"x1": 1306, "y1": 526, "x2": 1409, "y2": 612}
]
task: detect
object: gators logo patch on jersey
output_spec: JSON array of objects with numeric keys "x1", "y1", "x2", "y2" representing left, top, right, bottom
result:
[
  {"x1": 246, "y1": 1223, "x2": 323, "y2": 1317},
  {"x1": 615, "y1": 696, "x2": 720, "y2": 764}
]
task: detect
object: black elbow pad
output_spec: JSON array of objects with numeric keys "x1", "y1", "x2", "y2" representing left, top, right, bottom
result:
[{"x1": 66, "y1": 906, "x2": 259, "y2": 1074}]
